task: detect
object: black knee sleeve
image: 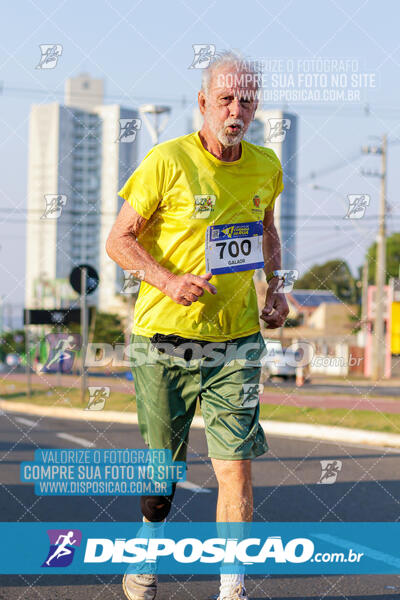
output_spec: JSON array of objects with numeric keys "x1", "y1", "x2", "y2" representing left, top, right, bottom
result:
[{"x1": 140, "y1": 482, "x2": 177, "y2": 522}]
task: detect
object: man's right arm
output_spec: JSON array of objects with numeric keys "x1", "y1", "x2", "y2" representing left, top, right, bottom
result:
[{"x1": 106, "y1": 201, "x2": 216, "y2": 306}]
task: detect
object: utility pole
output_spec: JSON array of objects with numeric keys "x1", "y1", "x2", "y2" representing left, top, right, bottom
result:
[
  {"x1": 361, "y1": 135, "x2": 387, "y2": 379},
  {"x1": 361, "y1": 259, "x2": 369, "y2": 342},
  {"x1": 372, "y1": 134, "x2": 387, "y2": 380},
  {"x1": 0, "y1": 295, "x2": 3, "y2": 337}
]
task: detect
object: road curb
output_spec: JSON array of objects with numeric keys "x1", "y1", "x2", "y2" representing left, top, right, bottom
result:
[
  {"x1": 2, "y1": 399, "x2": 400, "y2": 448},
  {"x1": 0, "y1": 400, "x2": 141, "y2": 425},
  {"x1": 260, "y1": 420, "x2": 400, "y2": 448}
]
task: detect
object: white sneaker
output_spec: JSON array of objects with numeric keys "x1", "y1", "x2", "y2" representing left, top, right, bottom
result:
[
  {"x1": 122, "y1": 518, "x2": 164, "y2": 599},
  {"x1": 122, "y1": 572, "x2": 158, "y2": 600},
  {"x1": 217, "y1": 583, "x2": 249, "y2": 600}
]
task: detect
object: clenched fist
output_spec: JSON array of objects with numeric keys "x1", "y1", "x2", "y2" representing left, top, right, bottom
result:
[
  {"x1": 163, "y1": 272, "x2": 217, "y2": 306},
  {"x1": 260, "y1": 277, "x2": 289, "y2": 328}
]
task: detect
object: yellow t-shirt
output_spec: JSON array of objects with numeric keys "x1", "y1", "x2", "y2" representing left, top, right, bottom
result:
[{"x1": 118, "y1": 131, "x2": 284, "y2": 341}]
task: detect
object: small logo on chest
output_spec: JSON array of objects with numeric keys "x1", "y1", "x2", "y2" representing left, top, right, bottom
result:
[
  {"x1": 252, "y1": 194, "x2": 263, "y2": 214},
  {"x1": 192, "y1": 194, "x2": 216, "y2": 219}
]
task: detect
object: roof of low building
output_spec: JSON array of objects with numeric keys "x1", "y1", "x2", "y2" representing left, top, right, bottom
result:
[{"x1": 289, "y1": 289, "x2": 341, "y2": 307}]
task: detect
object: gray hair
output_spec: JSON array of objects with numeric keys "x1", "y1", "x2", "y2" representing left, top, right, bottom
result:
[{"x1": 201, "y1": 50, "x2": 262, "y2": 97}]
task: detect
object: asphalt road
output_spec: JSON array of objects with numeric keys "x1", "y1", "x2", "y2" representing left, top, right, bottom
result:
[
  {"x1": 3, "y1": 371, "x2": 400, "y2": 413},
  {"x1": 0, "y1": 410, "x2": 400, "y2": 599}
]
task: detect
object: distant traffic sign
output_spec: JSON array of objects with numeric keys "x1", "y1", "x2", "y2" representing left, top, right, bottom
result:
[{"x1": 69, "y1": 264, "x2": 99, "y2": 295}]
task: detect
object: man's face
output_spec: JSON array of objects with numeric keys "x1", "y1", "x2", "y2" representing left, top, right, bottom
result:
[{"x1": 201, "y1": 64, "x2": 259, "y2": 147}]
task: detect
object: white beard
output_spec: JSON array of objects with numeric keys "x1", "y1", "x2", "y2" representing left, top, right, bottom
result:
[{"x1": 206, "y1": 114, "x2": 245, "y2": 147}]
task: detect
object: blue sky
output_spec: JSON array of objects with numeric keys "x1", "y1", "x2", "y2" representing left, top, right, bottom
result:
[{"x1": 1, "y1": 0, "x2": 400, "y2": 313}]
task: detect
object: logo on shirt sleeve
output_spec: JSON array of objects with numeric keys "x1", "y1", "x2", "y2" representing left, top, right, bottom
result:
[{"x1": 192, "y1": 194, "x2": 216, "y2": 219}]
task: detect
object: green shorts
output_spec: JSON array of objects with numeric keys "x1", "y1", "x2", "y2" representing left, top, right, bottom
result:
[{"x1": 130, "y1": 332, "x2": 268, "y2": 463}]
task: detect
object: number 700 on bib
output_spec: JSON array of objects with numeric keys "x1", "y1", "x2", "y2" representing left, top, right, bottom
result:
[{"x1": 205, "y1": 221, "x2": 264, "y2": 275}]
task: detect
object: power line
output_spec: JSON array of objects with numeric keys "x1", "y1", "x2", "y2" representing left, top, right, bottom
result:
[
  {"x1": 0, "y1": 83, "x2": 192, "y2": 107},
  {"x1": 298, "y1": 152, "x2": 363, "y2": 183},
  {"x1": 300, "y1": 239, "x2": 358, "y2": 262},
  {"x1": 3, "y1": 81, "x2": 400, "y2": 119}
]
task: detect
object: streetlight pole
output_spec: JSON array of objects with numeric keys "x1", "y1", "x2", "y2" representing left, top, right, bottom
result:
[
  {"x1": 80, "y1": 267, "x2": 88, "y2": 404},
  {"x1": 139, "y1": 104, "x2": 171, "y2": 146}
]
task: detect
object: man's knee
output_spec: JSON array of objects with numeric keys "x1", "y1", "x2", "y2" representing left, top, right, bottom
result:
[
  {"x1": 140, "y1": 482, "x2": 177, "y2": 522},
  {"x1": 211, "y1": 458, "x2": 251, "y2": 485}
]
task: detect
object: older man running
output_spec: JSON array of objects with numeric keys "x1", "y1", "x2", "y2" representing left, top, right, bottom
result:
[{"x1": 106, "y1": 50, "x2": 289, "y2": 600}]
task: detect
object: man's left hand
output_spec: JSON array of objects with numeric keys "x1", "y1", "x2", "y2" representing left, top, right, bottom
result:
[{"x1": 260, "y1": 278, "x2": 290, "y2": 329}]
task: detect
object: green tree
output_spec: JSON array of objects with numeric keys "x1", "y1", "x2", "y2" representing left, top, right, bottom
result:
[
  {"x1": 60, "y1": 310, "x2": 125, "y2": 345},
  {"x1": 0, "y1": 330, "x2": 25, "y2": 362},
  {"x1": 294, "y1": 259, "x2": 357, "y2": 303},
  {"x1": 92, "y1": 312, "x2": 125, "y2": 345},
  {"x1": 366, "y1": 232, "x2": 400, "y2": 283}
]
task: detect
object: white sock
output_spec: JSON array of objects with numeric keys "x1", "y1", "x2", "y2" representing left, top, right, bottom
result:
[
  {"x1": 219, "y1": 573, "x2": 245, "y2": 598},
  {"x1": 134, "y1": 517, "x2": 166, "y2": 574},
  {"x1": 139, "y1": 516, "x2": 166, "y2": 536},
  {"x1": 143, "y1": 516, "x2": 166, "y2": 525}
]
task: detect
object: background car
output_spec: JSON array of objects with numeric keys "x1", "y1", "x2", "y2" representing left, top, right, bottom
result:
[{"x1": 261, "y1": 343, "x2": 298, "y2": 381}]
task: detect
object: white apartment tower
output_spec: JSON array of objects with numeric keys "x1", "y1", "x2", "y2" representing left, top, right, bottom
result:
[
  {"x1": 25, "y1": 74, "x2": 139, "y2": 312},
  {"x1": 191, "y1": 108, "x2": 298, "y2": 271}
]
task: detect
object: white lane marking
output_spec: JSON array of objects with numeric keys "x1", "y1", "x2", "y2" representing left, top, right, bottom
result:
[
  {"x1": 56, "y1": 433, "x2": 94, "y2": 448},
  {"x1": 15, "y1": 417, "x2": 38, "y2": 428},
  {"x1": 177, "y1": 480, "x2": 212, "y2": 494}
]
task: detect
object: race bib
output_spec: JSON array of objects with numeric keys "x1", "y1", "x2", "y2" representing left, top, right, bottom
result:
[{"x1": 205, "y1": 221, "x2": 264, "y2": 275}]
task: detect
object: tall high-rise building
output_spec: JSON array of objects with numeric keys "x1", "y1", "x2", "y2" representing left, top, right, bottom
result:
[
  {"x1": 25, "y1": 74, "x2": 139, "y2": 312},
  {"x1": 191, "y1": 108, "x2": 298, "y2": 271}
]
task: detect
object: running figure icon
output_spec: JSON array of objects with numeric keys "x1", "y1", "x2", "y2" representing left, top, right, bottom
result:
[
  {"x1": 44, "y1": 335, "x2": 77, "y2": 370},
  {"x1": 45, "y1": 531, "x2": 77, "y2": 566}
]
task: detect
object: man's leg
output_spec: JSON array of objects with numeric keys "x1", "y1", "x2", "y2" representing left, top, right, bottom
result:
[
  {"x1": 211, "y1": 459, "x2": 252, "y2": 599},
  {"x1": 124, "y1": 335, "x2": 200, "y2": 600},
  {"x1": 140, "y1": 482, "x2": 177, "y2": 522},
  {"x1": 201, "y1": 332, "x2": 268, "y2": 600},
  {"x1": 211, "y1": 458, "x2": 252, "y2": 522}
]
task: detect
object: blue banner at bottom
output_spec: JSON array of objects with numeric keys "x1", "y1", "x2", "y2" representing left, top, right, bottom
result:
[{"x1": 0, "y1": 522, "x2": 399, "y2": 574}]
